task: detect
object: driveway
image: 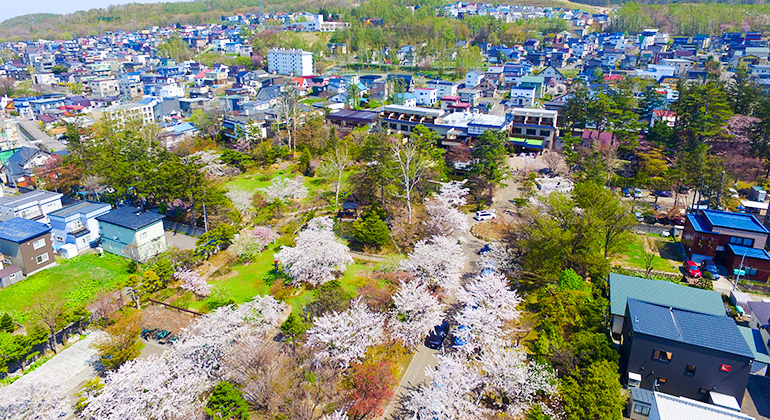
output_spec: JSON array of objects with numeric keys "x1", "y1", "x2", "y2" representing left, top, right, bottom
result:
[
  {"x1": 743, "y1": 374, "x2": 770, "y2": 420},
  {"x1": 164, "y1": 231, "x2": 197, "y2": 250}
]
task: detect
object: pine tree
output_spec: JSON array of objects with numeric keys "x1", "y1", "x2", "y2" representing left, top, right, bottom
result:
[{"x1": 0, "y1": 313, "x2": 13, "y2": 333}]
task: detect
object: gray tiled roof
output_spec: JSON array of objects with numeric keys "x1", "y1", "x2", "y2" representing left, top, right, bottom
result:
[
  {"x1": 609, "y1": 273, "x2": 725, "y2": 317},
  {"x1": 96, "y1": 207, "x2": 164, "y2": 231},
  {"x1": 627, "y1": 299, "x2": 754, "y2": 359},
  {"x1": 0, "y1": 217, "x2": 52, "y2": 243}
]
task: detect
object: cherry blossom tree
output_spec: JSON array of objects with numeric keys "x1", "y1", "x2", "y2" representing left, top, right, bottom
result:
[
  {"x1": 436, "y1": 179, "x2": 469, "y2": 208},
  {"x1": 390, "y1": 279, "x2": 444, "y2": 349},
  {"x1": 479, "y1": 242, "x2": 519, "y2": 278},
  {"x1": 305, "y1": 299, "x2": 385, "y2": 368},
  {"x1": 81, "y1": 296, "x2": 286, "y2": 420},
  {"x1": 423, "y1": 198, "x2": 469, "y2": 237},
  {"x1": 175, "y1": 269, "x2": 212, "y2": 297},
  {"x1": 226, "y1": 187, "x2": 255, "y2": 219},
  {"x1": 276, "y1": 216, "x2": 353, "y2": 287},
  {"x1": 230, "y1": 233, "x2": 263, "y2": 261},
  {"x1": 320, "y1": 410, "x2": 349, "y2": 420},
  {"x1": 399, "y1": 236, "x2": 464, "y2": 291},
  {"x1": 0, "y1": 380, "x2": 67, "y2": 420},
  {"x1": 252, "y1": 226, "x2": 275, "y2": 248},
  {"x1": 407, "y1": 352, "x2": 487, "y2": 420},
  {"x1": 454, "y1": 272, "x2": 521, "y2": 353},
  {"x1": 261, "y1": 177, "x2": 308, "y2": 201}
]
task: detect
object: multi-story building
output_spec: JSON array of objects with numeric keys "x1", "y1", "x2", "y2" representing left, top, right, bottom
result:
[
  {"x1": 0, "y1": 190, "x2": 63, "y2": 225},
  {"x1": 509, "y1": 87, "x2": 536, "y2": 107},
  {"x1": 0, "y1": 217, "x2": 56, "y2": 275},
  {"x1": 414, "y1": 88, "x2": 438, "y2": 107},
  {"x1": 267, "y1": 48, "x2": 314, "y2": 76},
  {"x1": 95, "y1": 100, "x2": 156, "y2": 127},
  {"x1": 48, "y1": 201, "x2": 111, "y2": 254},
  {"x1": 96, "y1": 206, "x2": 167, "y2": 262},
  {"x1": 88, "y1": 78, "x2": 120, "y2": 97},
  {"x1": 117, "y1": 72, "x2": 144, "y2": 98},
  {"x1": 426, "y1": 80, "x2": 459, "y2": 98},
  {"x1": 509, "y1": 107, "x2": 558, "y2": 150}
]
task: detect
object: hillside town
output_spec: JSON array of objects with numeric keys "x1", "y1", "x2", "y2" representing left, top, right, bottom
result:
[{"x1": 0, "y1": 1, "x2": 769, "y2": 420}]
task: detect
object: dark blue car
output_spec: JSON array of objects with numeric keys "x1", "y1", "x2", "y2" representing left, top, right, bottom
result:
[
  {"x1": 700, "y1": 259, "x2": 720, "y2": 279},
  {"x1": 426, "y1": 320, "x2": 449, "y2": 349}
]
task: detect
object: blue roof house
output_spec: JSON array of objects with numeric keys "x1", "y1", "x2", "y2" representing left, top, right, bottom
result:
[
  {"x1": 0, "y1": 217, "x2": 56, "y2": 276},
  {"x1": 96, "y1": 207, "x2": 167, "y2": 262},
  {"x1": 48, "y1": 201, "x2": 111, "y2": 254},
  {"x1": 620, "y1": 299, "x2": 754, "y2": 406}
]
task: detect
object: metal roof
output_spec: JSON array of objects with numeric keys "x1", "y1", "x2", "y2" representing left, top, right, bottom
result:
[
  {"x1": 96, "y1": 207, "x2": 165, "y2": 231},
  {"x1": 0, "y1": 190, "x2": 62, "y2": 209},
  {"x1": 48, "y1": 201, "x2": 111, "y2": 219},
  {"x1": 0, "y1": 217, "x2": 52, "y2": 243},
  {"x1": 630, "y1": 387, "x2": 654, "y2": 405},
  {"x1": 653, "y1": 392, "x2": 755, "y2": 420},
  {"x1": 609, "y1": 273, "x2": 725, "y2": 317},
  {"x1": 737, "y1": 326, "x2": 770, "y2": 365},
  {"x1": 727, "y1": 243, "x2": 770, "y2": 261},
  {"x1": 702, "y1": 209, "x2": 769, "y2": 234},
  {"x1": 748, "y1": 301, "x2": 770, "y2": 326},
  {"x1": 326, "y1": 109, "x2": 378, "y2": 123},
  {"x1": 626, "y1": 299, "x2": 754, "y2": 359}
]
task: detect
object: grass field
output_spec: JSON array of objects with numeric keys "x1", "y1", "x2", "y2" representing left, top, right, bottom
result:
[
  {"x1": 223, "y1": 166, "x2": 352, "y2": 204},
  {"x1": 0, "y1": 253, "x2": 132, "y2": 323},
  {"x1": 616, "y1": 234, "x2": 682, "y2": 273},
  {"x1": 190, "y1": 242, "x2": 375, "y2": 315}
]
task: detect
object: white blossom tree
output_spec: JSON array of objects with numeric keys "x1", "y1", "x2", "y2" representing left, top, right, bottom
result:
[
  {"x1": 261, "y1": 177, "x2": 309, "y2": 201},
  {"x1": 390, "y1": 279, "x2": 444, "y2": 349},
  {"x1": 81, "y1": 296, "x2": 286, "y2": 420},
  {"x1": 305, "y1": 298, "x2": 385, "y2": 368},
  {"x1": 436, "y1": 179, "x2": 469, "y2": 208},
  {"x1": 0, "y1": 380, "x2": 66, "y2": 420},
  {"x1": 175, "y1": 269, "x2": 212, "y2": 297},
  {"x1": 319, "y1": 409, "x2": 349, "y2": 420},
  {"x1": 479, "y1": 242, "x2": 519, "y2": 278},
  {"x1": 230, "y1": 232, "x2": 263, "y2": 261},
  {"x1": 276, "y1": 216, "x2": 353, "y2": 287},
  {"x1": 423, "y1": 198, "x2": 469, "y2": 237},
  {"x1": 407, "y1": 352, "x2": 487, "y2": 420},
  {"x1": 226, "y1": 187, "x2": 255, "y2": 219},
  {"x1": 189, "y1": 150, "x2": 238, "y2": 178},
  {"x1": 399, "y1": 235, "x2": 464, "y2": 291},
  {"x1": 454, "y1": 272, "x2": 521, "y2": 353}
]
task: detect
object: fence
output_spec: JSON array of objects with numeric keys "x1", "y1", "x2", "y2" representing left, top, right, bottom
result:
[
  {"x1": 163, "y1": 219, "x2": 206, "y2": 237},
  {"x1": 3, "y1": 320, "x2": 89, "y2": 376},
  {"x1": 634, "y1": 223, "x2": 683, "y2": 238},
  {"x1": 147, "y1": 298, "x2": 203, "y2": 317}
]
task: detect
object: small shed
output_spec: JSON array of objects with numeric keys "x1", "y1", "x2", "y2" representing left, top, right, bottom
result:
[
  {"x1": 59, "y1": 243, "x2": 79, "y2": 259},
  {"x1": 338, "y1": 202, "x2": 359, "y2": 221}
]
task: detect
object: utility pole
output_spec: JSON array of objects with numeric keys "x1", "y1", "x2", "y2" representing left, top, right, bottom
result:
[
  {"x1": 716, "y1": 171, "x2": 725, "y2": 209},
  {"x1": 733, "y1": 250, "x2": 747, "y2": 291},
  {"x1": 202, "y1": 202, "x2": 209, "y2": 233}
]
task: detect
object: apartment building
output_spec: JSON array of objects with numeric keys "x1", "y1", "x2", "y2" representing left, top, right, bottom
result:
[{"x1": 267, "y1": 48, "x2": 314, "y2": 76}]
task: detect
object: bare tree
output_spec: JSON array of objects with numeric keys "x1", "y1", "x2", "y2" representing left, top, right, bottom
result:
[
  {"x1": 278, "y1": 85, "x2": 300, "y2": 154},
  {"x1": 323, "y1": 143, "x2": 352, "y2": 207},
  {"x1": 223, "y1": 339, "x2": 286, "y2": 412},
  {"x1": 541, "y1": 150, "x2": 565, "y2": 174},
  {"x1": 392, "y1": 141, "x2": 428, "y2": 224},
  {"x1": 32, "y1": 294, "x2": 64, "y2": 354}
]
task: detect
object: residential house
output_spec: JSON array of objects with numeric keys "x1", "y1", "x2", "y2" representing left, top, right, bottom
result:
[
  {"x1": 1, "y1": 147, "x2": 51, "y2": 188},
  {"x1": 517, "y1": 75, "x2": 545, "y2": 97},
  {"x1": 393, "y1": 93, "x2": 417, "y2": 107},
  {"x1": 682, "y1": 209, "x2": 770, "y2": 281},
  {"x1": 88, "y1": 78, "x2": 120, "y2": 97},
  {"x1": 458, "y1": 88, "x2": 481, "y2": 107},
  {"x1": 626, "y1": 389, "x2": 756, "y2": 420},
  {"x1": 620, "y1": 298, "x2": 754, "y2": 404},
  {"x1": 426, "y1": 80, "x2": 458, "y2": 98},
  {"x1": 96, "y1": 206, "x2": 167, "y2": 262},
  {"x1": 326, "y1": 110, "x2": 379, "y2": 130},
  {"x1": 608, "y1": 272, "x2": 725, "y2": 337},
  {"x1": 0, "y1": 263, "x2": 24, "y2": 289},
  {"x1": 414, "y1": 88, "x2": 438, "y2": 106},
  {"x1": 0, "y1": 190, "x2": 63, "y2": 224},
  {"x1": 465, "y1": 70, "x2": 484, "y2": 88},
  {"x1": 509, "y1": 107, "x2": 558, "y2": 150},
  {"x1": 388, "y1": 74, "x2": 414, "y2": 92},
  {"x1": 651, "y1": 109, "x2": 677, "y2": 127},
  {"x1": 221, "y1": 116, "x2": 267, "y2": 142},
  {"x1": 48, "y1": 201, "x2": 111, "y2": 253},
  {"x1": 747, "y1": 301, "x2": 770, "y2": 365},
  {"x1": 509, "y1": 87, "x2": 536, "y2": 107},
  {"x1": 0, "y1": 217, "x2": 56, "y2": 275},
  {"x1": 538, "y1": 65, "x2": 565, "y2": 84},
  {"x1": 477, "y1": 77, "x2": 499, "y2": 97}
]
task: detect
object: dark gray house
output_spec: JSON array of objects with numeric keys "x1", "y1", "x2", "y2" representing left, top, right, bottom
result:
[{"x1": 620, "y1": 299, "x2": 754, "y2": 405}]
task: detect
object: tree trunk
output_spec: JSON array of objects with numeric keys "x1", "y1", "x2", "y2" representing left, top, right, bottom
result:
[{"x1": 335, "y1": 170, "x2": 343, "y2": 207}]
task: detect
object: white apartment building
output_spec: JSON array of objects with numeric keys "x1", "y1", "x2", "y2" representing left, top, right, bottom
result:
[
  {"x1": 267, "y1": 48, "x2": 314, "y2": 76},
  {"x1": 426, "y1": 80, "x2": 459, "y2": 97},
  {"x1": 414, "y1": 88, "x2": 438, "y2": 106},
  {"x1": 88, "y1": 78, "x2": 120, "y2": 97},
  {"x1": 97, "y1": 101, "x2": 156, "y2": 127},
  {"x1": 509, "y1": 87, "x2": 536, "y2": 107}
]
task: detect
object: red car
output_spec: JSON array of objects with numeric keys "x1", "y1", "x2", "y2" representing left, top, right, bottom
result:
[{"x1": 683, "y1": 261, "x2": 702, "y2": 277}]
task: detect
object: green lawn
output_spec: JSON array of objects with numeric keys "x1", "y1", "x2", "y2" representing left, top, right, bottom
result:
[
  {"x1": 191, "y1": 242, "x2": 374, "y2": 314},
  {"x1": 224, "y1": 166, "x2": 352, "y2": 204},
  {"x1": 0, "y1": 253, "x2": 132, "y2": 323},
  {"x1": 617, "y1": 234, "x2": 682, "y2": 273}
]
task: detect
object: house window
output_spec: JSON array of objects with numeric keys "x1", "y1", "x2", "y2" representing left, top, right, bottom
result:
[
  {"x1": 657, "y1": 377, "x2": 667, "y2": 385},
  {"x1": 746, "y1": 268, "x2": 758, "y2": 276},
  {"x1": 36, "y1": 253, "x2": 49, "y2": 264},
  {"x1": 139, "y1": 232, "x2": 148, "y2": 241},
  {"x1": 685, "y1": 364, "x2": 697, "y2": 376},
  {"x1": 729, "y1": 236, "x2": 754, "y2": 247},
  {"x1": 720, "y1": 364, "x2": 732, "y2": 372},
  {"x1": 539, "y1": 129, "x2": 550, "y2": 136},
  {"x1": 526, "y1": 129, "x2": 537, "y2": 135},
  {"x1": 653, "y1": 349, "x2": 672, "y2": 362},
  {"x1": 633, "y1": 403, "x2": 651, "y2": 416},
  {"x1": 32, "y1": 238, "x2": 46, "y2": 250}
]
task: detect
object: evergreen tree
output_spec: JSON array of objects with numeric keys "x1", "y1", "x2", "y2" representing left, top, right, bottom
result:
[
  {"x1": 0, "y1": 313, "x2": 13, "y2": 333},
  {"x1": 206, "y1": 382, "x2": 249, "y2": 420}
]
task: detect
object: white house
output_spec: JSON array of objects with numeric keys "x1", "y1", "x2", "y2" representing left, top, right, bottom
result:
[
  {"x1": 0, "y1": 190, "x2": 63, "y2": 224},
  {"x1": 465, "y1": 70, "x2": 484, "y2": 88},
  {"x1": 267, "y1": 48, "x2": 314, "y2": 76},
  {"x1": 414, "y1": 88, "x2": 438, "y2": 106},
  {"x1": 509, "y1": 87, "x2": 536, "y2": 107},
  {"x1": 48, "y1": 201, "x2": 111, "y2": 254},
  {"x1": 426, "y1": 80, "x2": 458, "y2": 97},
  {"x1": 96, "y1": 206, "x2": 167, "y2": 262},
  {"x1": 635, "y1": 64, "x2": 676, "y2": 79}
]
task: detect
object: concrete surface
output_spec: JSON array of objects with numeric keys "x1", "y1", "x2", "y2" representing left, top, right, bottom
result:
[{"x1": 164, "y1": 230, "x2": 198, "y2": 250}]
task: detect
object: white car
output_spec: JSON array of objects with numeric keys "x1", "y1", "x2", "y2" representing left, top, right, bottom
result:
[{"x1": 475, "y1": 210, "x2": 496, "y2": 221}]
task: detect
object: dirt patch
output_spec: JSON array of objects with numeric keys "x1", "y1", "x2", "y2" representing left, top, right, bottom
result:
[
  {"x1": 141, "y1": 304, "x2": 197, "y2": 335},
  {"x1": 471, "y1": 221, "x2": 506, "y2": 241}
]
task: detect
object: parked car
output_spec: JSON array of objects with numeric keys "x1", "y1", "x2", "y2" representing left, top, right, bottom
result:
[
  {"x1": 478, "y1": 244, "x2": 492, "y2": 255},
  {"x1": 683, "y1": 260, "x2": 702, "y2": 278},
  {"x1": 475, "y1": 210, "x2": 496, "y2": 221},
  {"x1": 657, "y1": 215, "x2": 671, "y2": 225},
  {"x1": 633, "y1": 211, "x2": 644, "y2": 222},
  {"x1": 700, "y1": 259, "x2": 720, "y2": 279},
  {"x1": 427, "y1": 320, "x2": 449, "y2": 349},
  {"x1": 480, "y1": 267, "x2": 495, "y2": 276},
  {"x1": 633, "y1": 188, "x2": 643, "y2": 198},
  {"x1": 453, "y1": 325, "x2": 469, "y2": 347},
  {"x1": 622, "y1": 188, "x2": 631, "y2": 197},
  {"x1": 655, "y1": 190, "x2": 673, "y2": 197},
  {"x1": 644, "y1": 214, "x2": 657, "y2": 224},
  {"x1": 671, "y1": 216, "x2": 685, "y2": 226}
]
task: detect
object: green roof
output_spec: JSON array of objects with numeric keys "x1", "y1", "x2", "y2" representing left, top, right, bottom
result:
[
  {"x1": 608, "y1": 273, "x2": 725, "y2": 317},
  {"x1": 525, "y1": 139, "x2": 543, "y2": 146},
  {"x1": 738, "y1": 326, "x2": 770, "y2": 364},
  {"x1": 508, "y1": 137, "x2": 528, "y2": 143},
  {"x1": 520, "y1": 75, "x2": 544, "y2": 84},
  {"x1": 0, "y1": 149, "x2": 17, "y2": 164}
]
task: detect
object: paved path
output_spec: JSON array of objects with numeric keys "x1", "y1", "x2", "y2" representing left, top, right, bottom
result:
[
  {"x1": 17, "y1": 119, "x2": 67, "y2": 153},
  {"x1": 164, "y1": 230, "x2": 198, "y2": 250}
]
